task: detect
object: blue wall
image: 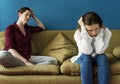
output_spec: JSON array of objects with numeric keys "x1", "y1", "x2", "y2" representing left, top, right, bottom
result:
[{"x1": 0, "y1": 0, "x2": 120, "y2": 31}]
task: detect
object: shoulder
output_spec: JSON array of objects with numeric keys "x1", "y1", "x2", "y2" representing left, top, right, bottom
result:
[
  {"x1": 99, "y1": 27, "x2": 112, "y2": 39},
  {"x1": 100, "y1": 27, "x2": 111, "y2": 34},
  {"x1": 75, "y1": 29, "x2": 81, "y2": 34},
  {"x1": 104, "y1": 28, "x2": 112, "y2": 36},
  {"x1": 5, "y1": 23, "x2": 17, "y2": 34},
  {"x1": 104, "y1": 27, "x2": 111, "y2": 32},
  {"x1": 6, "y1": 23, "x2": 17, "y2": 30}
]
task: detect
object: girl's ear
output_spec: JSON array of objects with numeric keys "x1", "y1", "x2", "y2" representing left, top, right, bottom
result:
[{"x1": 101, "y1": 25, "x2": 106, "y2": 29}]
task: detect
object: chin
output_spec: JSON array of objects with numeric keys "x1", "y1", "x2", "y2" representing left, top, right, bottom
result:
[
  {"x1": 24, "y1": 22, "x2": 28, "y2": 24},
  {"x1": 93, "y1": 35, "x2": 97, "y2": 37},
  {"x1": 90, "y1": 35, "x2": 97, "y2": 37}
]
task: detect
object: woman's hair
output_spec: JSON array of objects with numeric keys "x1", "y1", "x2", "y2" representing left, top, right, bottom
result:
[
  {"x1": 77, "y1": 12, "x2": 103, "y2": 30},
  {"x1": 18, "y1": 7, "x2": 32, "y2": 14}
]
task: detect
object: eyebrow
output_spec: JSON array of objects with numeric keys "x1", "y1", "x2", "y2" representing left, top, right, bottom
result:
[
  {"x1": 87, "y1": 27, "x2": 99, "y2": 31},
  {"x1": 86, "y1": 28, "x2": 93, "y2": 31}
]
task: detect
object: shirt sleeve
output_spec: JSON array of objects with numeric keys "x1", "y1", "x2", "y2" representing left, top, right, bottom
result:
[
  {"x1": 25, "y1": 24, "x2": 44, "y2": 33},
  {"x1": 4, "y1": 26, "x2": 16, "y2": 50},
  {"x1": 94, "y1": 28, "x2": 112, "y2": 54},
  {"x1": 74, "y1": 29, "x2": 93, "y2": 55}
]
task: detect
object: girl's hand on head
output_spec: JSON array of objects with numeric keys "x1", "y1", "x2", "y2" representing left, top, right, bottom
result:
[{"x1": 78, "y1": 17, "x2": 84, "y2": 26}]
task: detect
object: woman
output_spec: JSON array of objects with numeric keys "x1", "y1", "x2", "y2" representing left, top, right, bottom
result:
[
  {"x1": 0, "y1": 7, "x2": 57, "y2": 67},
  {"x1": 71, "y1": 12, "x2": 112, "y2": 84}
]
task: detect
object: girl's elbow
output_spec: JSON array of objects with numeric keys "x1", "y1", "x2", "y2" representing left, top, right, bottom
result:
[{"x1": 95, "y1": 49, "x2": 104, "y2": 54}]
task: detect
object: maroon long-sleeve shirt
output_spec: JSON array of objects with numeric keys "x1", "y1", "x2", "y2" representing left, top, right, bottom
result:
[{"x1": 4, "y1": 22, "x2": 44, "y2": 60}]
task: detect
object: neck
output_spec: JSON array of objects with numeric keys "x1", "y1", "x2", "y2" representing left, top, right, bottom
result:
[
  {"x1": 16, "y1": 21, "x2": 25, "y2": 28},
  {"x1": 16, "y1": 21, "x2": 26, "y2": 36}
]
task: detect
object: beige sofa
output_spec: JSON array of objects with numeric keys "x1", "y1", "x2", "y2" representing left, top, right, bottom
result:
[{"x1": 0, "y1": 30, "x2": 120, "y2": 84}]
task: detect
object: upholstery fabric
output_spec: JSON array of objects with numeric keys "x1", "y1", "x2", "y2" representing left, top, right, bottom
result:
[
  {"x1": 61, "y1": 58, "x2": 80, "y2": 75},
  {"x1": 42, "y1": 32, "x2": 77, "y2": 64},
  {"x1": 113, "y1": 46, "x2": 120, "y2": 59},
  {"x1": 0, "y1": 65, "x2": 60, "y2": 75},
  {"x1": 0, "y1": 75, "x2": 81, "y2": 84},
  {"x1": 110, "y1": 61, "x2": 120, "y2": 75},
  {"x1": 0, "y1": 37, "x2": 5, "y2": 50},
  {"x1": 0, "y1": 32, "x2": 5, "y2": 50},
  {"x1": 31, "y1": 40, "x2": 38, "y2": 55},
  {"x1": 105, "y1": 30, "x2": 120, "y2": 53}
]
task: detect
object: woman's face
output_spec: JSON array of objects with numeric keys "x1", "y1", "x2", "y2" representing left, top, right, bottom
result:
[
  {"x1": 85, "y1": 24, "x2": 100, "y2": 37},
  {"x1": 18, "y1": 10, "x2": 32, "y2": 24}
]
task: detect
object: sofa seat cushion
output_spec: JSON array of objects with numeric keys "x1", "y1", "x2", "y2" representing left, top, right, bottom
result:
[
  {"x1": 110, "y1": 61, "x2": 120, "y2": 75},
  {"x1": 41, "y1": 32, "x2": 78, "y2": 64},
  {"x1": 61, "y1": 58, "x2": 80, "y2": 75},
  {"x1": 61, "y1": 53, "x2": 120, "y2": 75},
  {"x1": 113, "y1": 46, "x2": 120, "y2": 59},
  {"x1": 0, "y1": 65, "x2": 60, "y2": 75}
]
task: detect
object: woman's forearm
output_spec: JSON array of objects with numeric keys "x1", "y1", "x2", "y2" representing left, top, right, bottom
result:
[
  {"x1": 8, "y1": 49, "x2": 28, "y2": 63},
  {"x1": 32, "y1": 15, "x2": 46, "y2": 30}
]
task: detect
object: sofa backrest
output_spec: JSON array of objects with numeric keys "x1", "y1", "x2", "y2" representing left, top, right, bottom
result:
[
  {"x1": 106, "y1": 30, "x2": 120, "y2": 53},
  {"x1": 0, "y1": 30, "x2": 120, "y2": 54},
  {"x1": 31, "y1": 30, "x2": 76, "y2": 54},
  {"x1": 31, "y1": 30, "x2": 120, "y2": 54},
  {"x1": 0, "y1": 31, "x2": 5, "y2": 50}
]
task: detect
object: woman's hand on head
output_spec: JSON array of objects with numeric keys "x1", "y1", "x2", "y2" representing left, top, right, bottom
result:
[{"x1": 31, "y1": 10, "x2": 35, "y2": 17}]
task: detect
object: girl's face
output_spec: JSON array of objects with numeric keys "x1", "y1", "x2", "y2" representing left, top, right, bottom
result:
[
  {"x1": 18, "y1": 10, "x2": 32, "y2": 24},
  {"x1": 85, "y1": 24, "x2": 100, "y2": 37}
]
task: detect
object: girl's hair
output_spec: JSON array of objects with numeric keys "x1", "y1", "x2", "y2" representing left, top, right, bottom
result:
[
  {"x1": 77, "y1": 12, "x2": 103, "y2": 30},
  {"x1": 18, "y1": 7, "x2": 32, "y2": 14}
]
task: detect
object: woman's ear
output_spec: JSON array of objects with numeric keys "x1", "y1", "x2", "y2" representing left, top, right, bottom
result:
[{"x1": 18, "y1": 12, "x2": 21, "y2": 17}]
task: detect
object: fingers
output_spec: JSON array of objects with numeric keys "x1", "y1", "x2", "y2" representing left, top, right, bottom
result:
[
  {"x1": 30, "y1": 10, "x2": 35, "y2": 17},
  {"x1": 25, "y1": 61, "x2": 34, "y2": 66}
]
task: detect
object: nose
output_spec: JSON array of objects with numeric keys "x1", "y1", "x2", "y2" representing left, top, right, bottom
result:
[{"x1": 92, "y1": 31, "x2": 97, "y2": 35}]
